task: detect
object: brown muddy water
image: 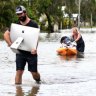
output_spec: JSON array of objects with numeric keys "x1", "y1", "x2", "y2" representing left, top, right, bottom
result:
[{"x1": 0, "y1": 32, "x2": 96, "y2": 96}]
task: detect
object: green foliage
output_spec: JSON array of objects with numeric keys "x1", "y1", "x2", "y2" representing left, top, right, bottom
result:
[
  {"x1": 65, "y1": 0, "x2": 78, "y2": 14},
  {"x1": 0, "y1": 1, "x2": 15, "y2": 31},
  {"x1": 0, "y1": 0, "x2": 96, "y2": 34},
  {"x1": 0, "y1": 32, "x2": 4, "y2": 40},
  {"x1": 0, "y1": 0, "x2": 29, "y2": 32},
  {"x1": 33, "y1": 0, "x2": 64, "y2": 33},
  {"x1": 80, "y1": 0, "x2": 96, "y2": 25},
  {"x1": 62, "y1": 18, "x2": 73, "y2": 29}
]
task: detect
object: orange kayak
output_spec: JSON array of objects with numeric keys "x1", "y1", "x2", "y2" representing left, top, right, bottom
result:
[{"x1": 57, "y1": 47, "x2": 77, "y2": 56}]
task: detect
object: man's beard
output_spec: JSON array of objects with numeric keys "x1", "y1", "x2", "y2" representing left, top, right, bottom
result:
[{"x1": 19, "y1": 15, "x2": 27, "y2": 22}]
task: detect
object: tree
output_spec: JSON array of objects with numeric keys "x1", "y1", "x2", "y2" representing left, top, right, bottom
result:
[
  {"x1": 31, "y1": 0, "x2": 64, "y2": 33},
  {"x1": 0, "y1": 0, "x2": 28, "y2": 32},
  {"x1": 81, "y1": 0, "x2": 96, "y2": 26},
  {"x1": 65, "y1": 0, "x2": 78, "y2": 13},
  {"x1": 64, "y1": 0, "x2": 78, "y2": 27},
  {"x1": 0, "y1": 0, "x2": 16, "y2": 31}
]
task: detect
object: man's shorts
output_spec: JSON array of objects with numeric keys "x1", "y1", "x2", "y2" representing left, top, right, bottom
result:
[{"x1": 16, "y1": 53, "x2": 37, "y2": 72}]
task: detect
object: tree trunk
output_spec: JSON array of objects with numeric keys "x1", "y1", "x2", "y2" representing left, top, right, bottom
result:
[{"x1": 45, "y1": 12, "x2": 53, "y2": 33}]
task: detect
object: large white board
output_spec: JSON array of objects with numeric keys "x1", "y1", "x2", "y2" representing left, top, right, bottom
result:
[{"x1": 10, "y1": 23, "x2": 40, "y2": 52}]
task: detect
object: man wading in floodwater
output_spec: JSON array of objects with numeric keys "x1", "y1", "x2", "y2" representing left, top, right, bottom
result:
[{"x1": 4, "y1": 5, "x2": 41, "y2": 84}]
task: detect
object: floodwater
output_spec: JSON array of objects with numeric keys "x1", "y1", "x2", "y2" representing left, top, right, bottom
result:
[{"x1": 0, "y1": 32, "x2": 96, "y2": 96}]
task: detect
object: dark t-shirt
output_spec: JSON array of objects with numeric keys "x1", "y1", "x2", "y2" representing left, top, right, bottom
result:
[
  {"x1": 17, "y1": 20, "x2": 38, "y2": 28},
  {"x1": 17, "y1": 20, "x2": 39, "y2": 55},
  {"x1": 71, "y1": 36, "x2": 85, "y2": 52}
]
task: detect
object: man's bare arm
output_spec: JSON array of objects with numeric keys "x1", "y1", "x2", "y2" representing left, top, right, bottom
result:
[{"x1": 3, "y1": 30, "x2": 12, "y2": 46}]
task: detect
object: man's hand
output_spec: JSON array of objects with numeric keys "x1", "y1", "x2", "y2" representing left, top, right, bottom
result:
[
  {"x1": 31, "y1": 49, "x2": 37, "y2": 54},
  {"x1": 8, "y1": 42, "x2": 12, "y2": 47}
]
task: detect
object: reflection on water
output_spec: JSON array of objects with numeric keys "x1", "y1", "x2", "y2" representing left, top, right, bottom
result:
[
  {"x1": 16, "y1": 86, "x2": 24, "y2": 96},
  {"x1": 16, "y1": 85, "x2": 39, "y2": 96},
  {"x1": 57, "y1": 52, "x2": 84, "y2": 61}
]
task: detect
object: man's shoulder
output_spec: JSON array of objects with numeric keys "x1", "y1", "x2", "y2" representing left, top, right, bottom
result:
[
  {"x1": 15, "y1": 20, "x2": 39, "y2": 28},
  {"x1": 27, "y1": 20, "x2": 38, "y2": 28}
]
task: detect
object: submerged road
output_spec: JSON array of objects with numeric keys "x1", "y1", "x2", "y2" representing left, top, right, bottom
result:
[{"x1": 0, "y1": 32, "x2": 96, "y2": 96}]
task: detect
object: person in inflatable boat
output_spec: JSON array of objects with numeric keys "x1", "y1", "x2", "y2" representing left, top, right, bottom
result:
[{"x1": 70, "y1": 27, "x2": 85, "y2": 52}]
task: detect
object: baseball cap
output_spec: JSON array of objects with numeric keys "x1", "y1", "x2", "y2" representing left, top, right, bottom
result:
[{"x1": 16, "y1": 5, "x2": 26, "y2": 14}]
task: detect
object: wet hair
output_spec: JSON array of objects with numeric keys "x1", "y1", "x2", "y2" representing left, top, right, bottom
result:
[{"x1": 72, "y1": 27, "x2": 79, "y2": 33}]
